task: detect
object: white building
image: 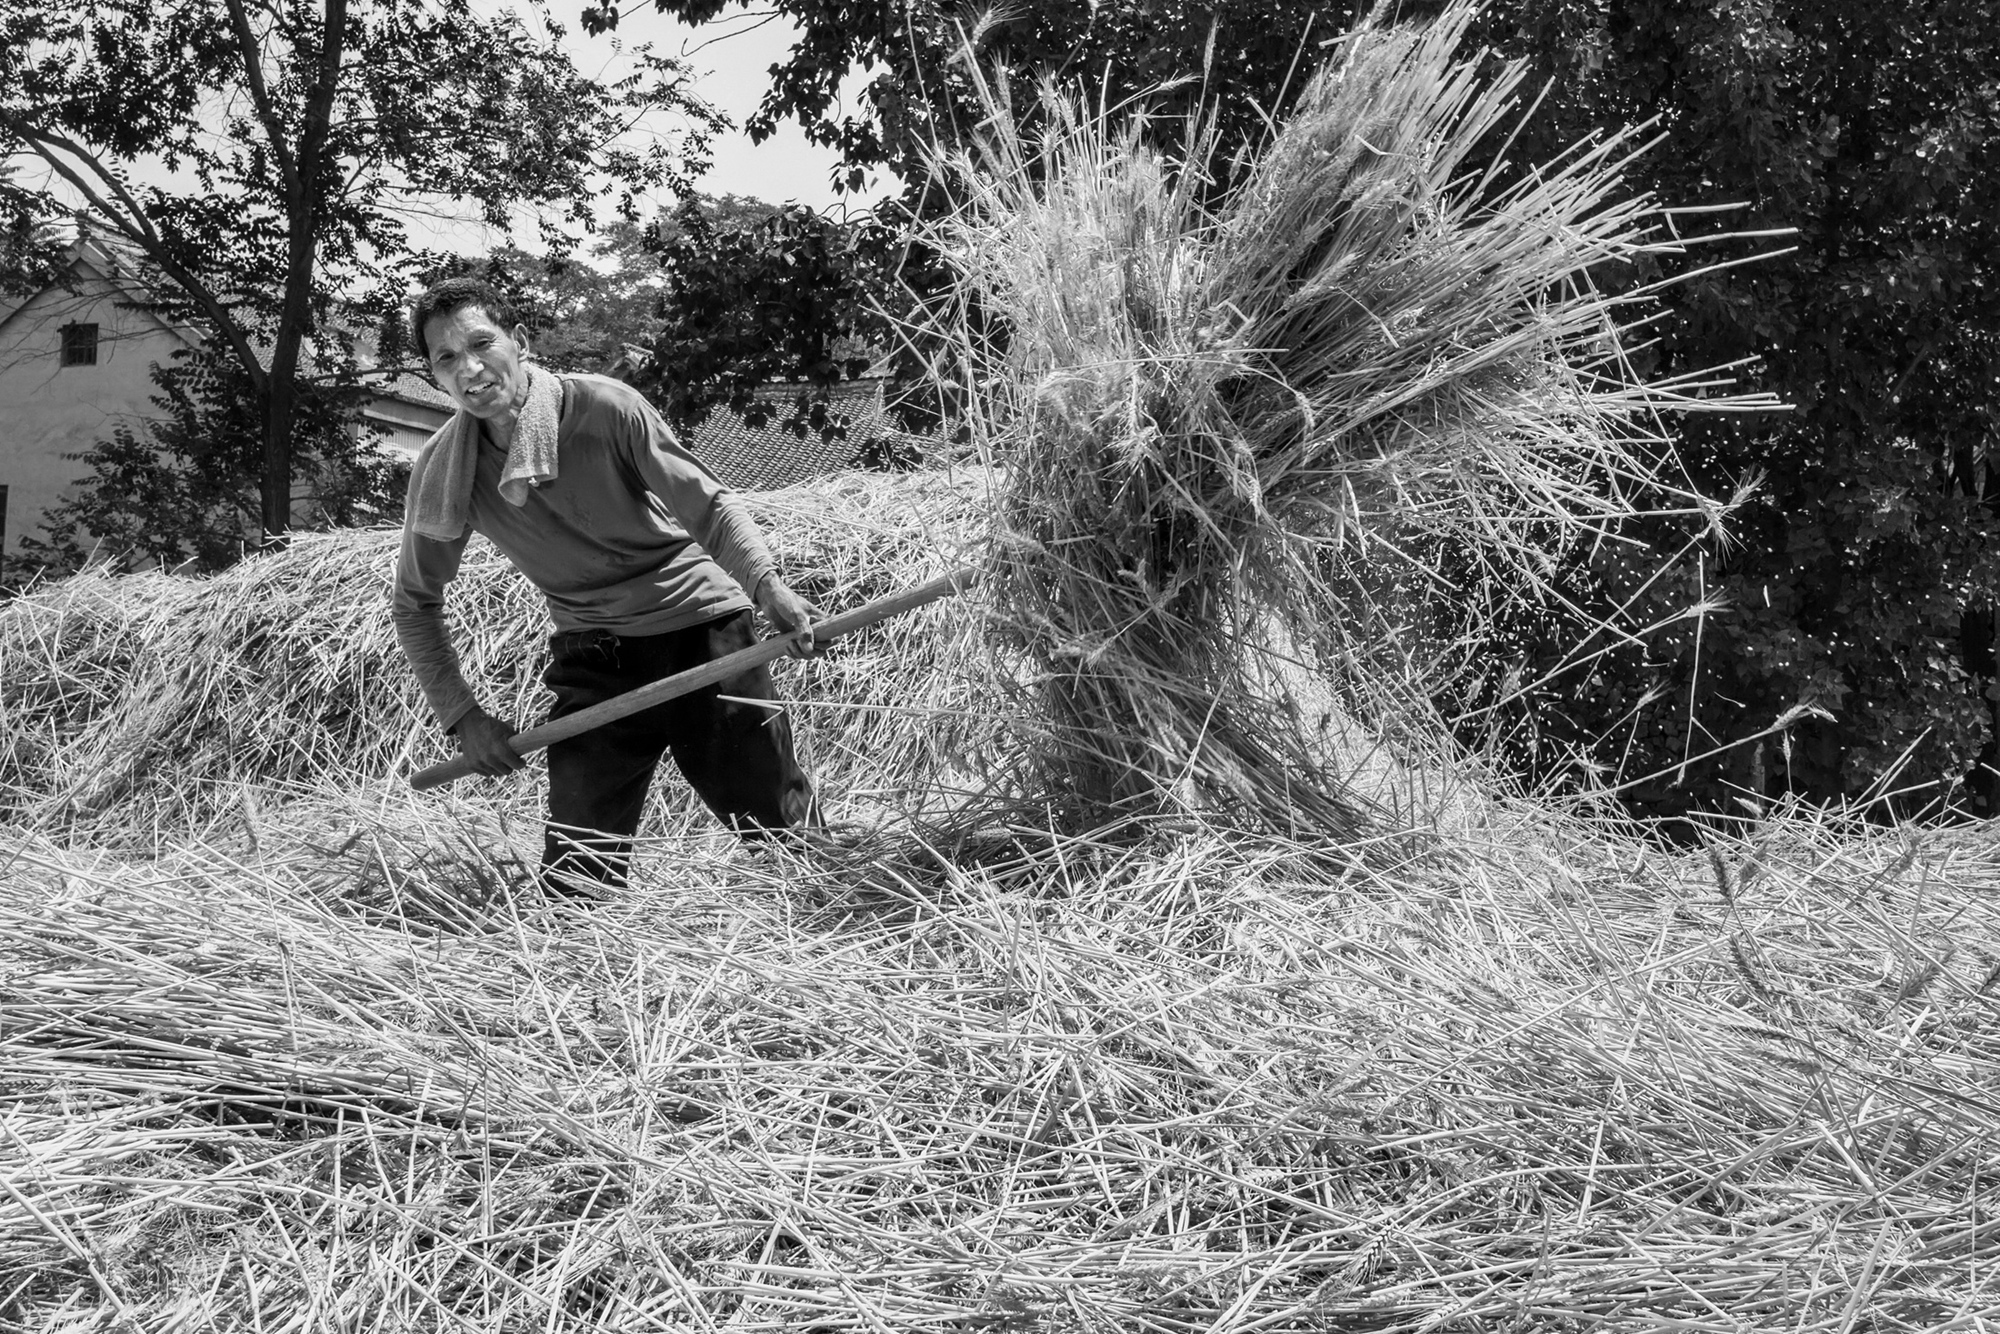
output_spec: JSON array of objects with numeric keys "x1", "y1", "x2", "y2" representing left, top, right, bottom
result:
[
  {"x1": 358, "y1": 369, "x2": 452, "y2": 461},
  {"x1": 0, "y1": 239, "x2": 457, "y2": 558},
  {"x1": 0, "y1": 238, "x2": 197, "y2": 556}
]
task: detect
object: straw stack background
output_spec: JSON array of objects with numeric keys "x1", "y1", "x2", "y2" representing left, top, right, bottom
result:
[
  {"x1": 0, "y1": 473, "x2": 993, "y2": 844},
  {"x1": 5, "y1": 4, "x2": 1997, "y2": 1329}
]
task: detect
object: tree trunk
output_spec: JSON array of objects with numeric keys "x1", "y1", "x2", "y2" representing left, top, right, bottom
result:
[
  {"x1": 255, "y1": 0, "x2": 349, "y2": 548},
  {"x1": 1961, "y1": 602, "x2": 1998, "y2": 817},
  {"x1": 260, "y1": 349, "x2": 299, "y2": 544}
]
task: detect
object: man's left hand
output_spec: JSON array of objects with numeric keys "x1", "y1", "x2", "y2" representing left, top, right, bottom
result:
[{"x1": 755, "y1": 575, "x2": 820, "y2": 657}]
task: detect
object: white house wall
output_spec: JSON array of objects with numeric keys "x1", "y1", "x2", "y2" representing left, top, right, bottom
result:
[{"x1": 0, "y1": 272, "x2": 185, "y2": 556}]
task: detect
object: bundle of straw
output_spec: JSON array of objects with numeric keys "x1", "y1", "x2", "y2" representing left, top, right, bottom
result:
[{"x1": 939, "y1": 1, "x2": 1770, "y2": 833}]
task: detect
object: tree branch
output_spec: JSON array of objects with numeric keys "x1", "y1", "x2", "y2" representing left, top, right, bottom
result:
[
  {"x1": 1, "y1": 116, "x2": 165, "y2": 249},
  {"x1": 0, "y1": 112, "x2": 268, "y2": 395},
  {"x1": 338, "y1": 150, "x2": 382, "y2": 202},
  {"x1": 223, "y1": 0, "x2": 300, "y2": 200}
]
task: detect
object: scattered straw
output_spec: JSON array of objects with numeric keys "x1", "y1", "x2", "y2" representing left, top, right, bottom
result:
[{"x1": 3, "y1": 791, "x2": 1995, "y2": 1328}]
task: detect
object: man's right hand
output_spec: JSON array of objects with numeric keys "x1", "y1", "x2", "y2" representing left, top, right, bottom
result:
[{"x1": 453, "y1": 706, "x2": 526, "y2": 776}]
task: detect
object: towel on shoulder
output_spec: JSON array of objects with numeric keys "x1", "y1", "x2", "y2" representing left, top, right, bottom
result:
[{"x1": 406, "y1": 363, "x2": 565, "y2": 542}]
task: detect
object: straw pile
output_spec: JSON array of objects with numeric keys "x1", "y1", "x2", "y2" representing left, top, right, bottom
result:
[
  {"x1": 938, "y1": 4, "x2": 1762, "y2": 833},
  {"x1": 5, "y1": 785, "x2": 1996, "y2": 1328},
  {"x1": 3, "y1": 462, "x2": 1993, "y2": 1326},
  {"x1": 0, "y1": 470, "x2": 992, "y2": 845}
]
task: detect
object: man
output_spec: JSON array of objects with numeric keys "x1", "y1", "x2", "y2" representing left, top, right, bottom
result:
[{"x1": 392, "y1": 275, "x2": 820, "y2": 892}]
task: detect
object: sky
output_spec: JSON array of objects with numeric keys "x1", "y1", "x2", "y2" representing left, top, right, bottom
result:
[
  {"x1": 572, "y1": 4, "x2": 890, "y2": 210},
  {"x1": 407, "y1": 2, "x2": 892, "y2": 255}
]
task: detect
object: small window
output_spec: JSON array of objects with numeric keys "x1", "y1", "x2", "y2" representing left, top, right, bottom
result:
[{"x1": 60, "y1": 323, "x2": 99, "y2": 367}]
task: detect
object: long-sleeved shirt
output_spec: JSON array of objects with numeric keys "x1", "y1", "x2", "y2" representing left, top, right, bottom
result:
[{"x1": 392, "y1": 372, "x2": 779, "y2": 731}]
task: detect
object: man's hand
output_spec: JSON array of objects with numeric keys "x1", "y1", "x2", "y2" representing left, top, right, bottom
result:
[
  {"x1": 754, "y1": 574, "x2": 820, "y2": 658},
  {"x1": 453, "y1": 706, "x2": 526, "y2": 776}
]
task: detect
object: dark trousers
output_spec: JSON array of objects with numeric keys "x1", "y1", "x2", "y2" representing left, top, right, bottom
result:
[{"x1": 540, "y1": 610, "x2": 817, "y2": 890}]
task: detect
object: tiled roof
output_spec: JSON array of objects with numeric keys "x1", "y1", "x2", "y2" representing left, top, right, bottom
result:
[
  {"x1": 363, "y1": 368, "x2": 453, "y2": 411},
  {"x1": 686, "y1": 381, "x2": 902, "y2": 492},
  {"x1": 356, "y1": 367, "x2": 930, "y2": 490}
]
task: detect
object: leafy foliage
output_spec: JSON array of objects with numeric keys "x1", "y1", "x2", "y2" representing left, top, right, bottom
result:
[
  {"x1": 1451, "y1": 0, "x2": 2000, "y2": 820},
  {"x1": 385, "y1": 219, "x2": 675, "y2": 378},
  {"x1": 632, "y1": 195, "x2": 907, "y2": 442},
  {"x1": 0, "y1": 163, "x2": 64, "y2": 298},
  {"x1": 1, "y1": 0, "x2": 720, "y2": 552},
  {"x1": 597, "y1": 0, "x2": 1345, "y2": 192},
  {"x1": 591, "y1": 0, "x2": 1347, "y2": 450},
  {"x1": 414, "y1": 195, "x2": 926, "y2": 448}
]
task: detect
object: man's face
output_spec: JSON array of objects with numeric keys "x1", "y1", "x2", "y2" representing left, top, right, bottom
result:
[{"x1": 423, "y1": 304, "x2": 531, "y2": 421}]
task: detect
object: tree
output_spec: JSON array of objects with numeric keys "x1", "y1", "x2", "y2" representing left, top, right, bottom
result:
[
  {"x1": 633, "y1": 194, "x2": 907, "y2": 441},
  {"x1": 0, "y1": 162, "x2": 64, "y2": 297},
  {"x1": 585, "y1": 1, "x2": 1346, "y2": 450},
  {"x1": 383, "y1": 219, "x2": 676, "y2": 379},
  {"x1": 1452, "y1": 0, "x2": 2000, "y2": 821},
  {"x1": 593, "y1": 0, "x2": 1347, "y2": 194},
  {"x1": 17, "y1": 348, "x2": 396, "y2": 572},
  {"x1": 506, "y1": 220, "x2": 674, "y2": 375},
  {"x1": 437, "y1": 203, "x2": 793, "y2": 378},
  {"x1": 446, "y1": 196, "x2": 929, "y2": 447},
  {"x1": 1, "y1": 0, "x2": 721, "y2": 548}
]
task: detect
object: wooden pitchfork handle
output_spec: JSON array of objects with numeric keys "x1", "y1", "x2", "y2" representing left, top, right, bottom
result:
[{"x1": 408, "y1": 566, "x2": 978, "y2": 792}]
